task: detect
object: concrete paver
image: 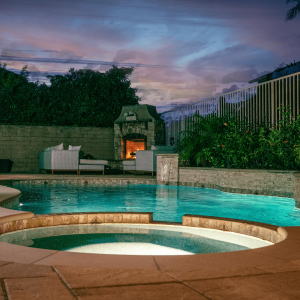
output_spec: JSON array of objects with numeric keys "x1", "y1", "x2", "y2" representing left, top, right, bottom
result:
[
  {"x1": 0, "y1": 242, "x2": 57, "y2": 264},
  {"x1": 0, "y1": 263, "x2": 56, "y2": 279},
  {"x1": 155, "y1": 249, "x2": 288, "y2": 272},
  {"x1": 5, "y1": 276, "x2": 76, "y2": 300},
  {"x1": 73, "y1": 282, "x2": 208, "y2": 300},
  {"x1": 162, "y1": 266, "x2": 270, "y2": 281},
  {"x1": 33, "y1": 251, "x2": 159, "y2": 269},
  {"x1": 54, "y1": 265, "x2": 180, "y2": 289},
  {"x1": 185, "y1": 271, "x2": 300, "y2": 300},
  {"x1": 0, "y1": 282, "x2": 5, "y2": 300}
]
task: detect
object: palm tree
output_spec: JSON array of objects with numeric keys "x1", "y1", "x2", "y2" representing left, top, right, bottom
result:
[{"x1": 285, "y1": 0, "x2": 300, "y2": 21}]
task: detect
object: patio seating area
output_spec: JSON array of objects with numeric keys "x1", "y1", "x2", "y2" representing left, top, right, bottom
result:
[{"x1": 38, "y1": 143, "x2": 175, "y2": 177}]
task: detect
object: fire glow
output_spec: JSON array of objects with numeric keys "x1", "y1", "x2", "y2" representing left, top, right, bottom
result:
[{"x1": 126, "y1": 140, "x2": 145, "y2": 159}]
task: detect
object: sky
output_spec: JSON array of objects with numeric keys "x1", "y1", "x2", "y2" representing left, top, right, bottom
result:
[{"x1": 1, "y1": 0, "x2": 299, "y2": 114}]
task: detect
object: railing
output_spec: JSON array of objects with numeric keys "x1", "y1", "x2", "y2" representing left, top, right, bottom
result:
[{"x1": 159, "y1": 71, "x2": 300, "y2": 147}]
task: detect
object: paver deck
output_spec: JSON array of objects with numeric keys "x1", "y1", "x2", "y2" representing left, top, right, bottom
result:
[{"x1": 1, "y1": 173, "x2": 300, "y2": 300}]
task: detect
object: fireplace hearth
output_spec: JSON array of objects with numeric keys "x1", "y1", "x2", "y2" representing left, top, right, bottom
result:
[{"x1": 114, "y1": 105, "x2": 165, "y2": 160}]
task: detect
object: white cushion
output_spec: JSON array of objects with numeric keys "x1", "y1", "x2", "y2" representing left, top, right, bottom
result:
[
  {"x1": 123, "y1": 165, "x2": 136, "y2": 170},
  {"x1": 80, "y1": 159, "x2": 108, "y2": 165},
  {"x1": 79, "y1": 164, "x2": 105, "y2": 170},
  {"x1": 123, "y1": 160, "x2": 136, "y2": 166},
  {"x1": 69, "y1": 145, "x2": 81, "y2": 151},
  {"x1": 150, "y1": 145, "x2": 174, "y2": 151},
  {"x1": 44, "y1": 143, "x2": 64, "y2": 152}
]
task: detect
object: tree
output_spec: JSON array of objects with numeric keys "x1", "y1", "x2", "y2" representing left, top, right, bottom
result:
[
  {"x1": 0, "y1": 63, "x2": 39, "y2": 123},
  {"x1": 44, "y1": 65, "x2": 141, "y2": 127},
  {"x1": 0, "y1": 63, "x2": 141, "y2": 127},
  {"x1": 285, "y1": 0, "x2": 300, "y2": 21}
]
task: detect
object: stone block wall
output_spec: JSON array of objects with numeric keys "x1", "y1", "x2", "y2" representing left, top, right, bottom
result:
[
  {"x1": 0, "y1": 125, "x2": 114, "y2": 174},
  {"x1": 156, "y1": 154, "x2": 299, "y2": 201},
  {"x1": 293, "y1": 172, "x2": 300, "y2": 208},
  {"x1": 179, "y1": 167, "x2": 296, "y2": 198}
]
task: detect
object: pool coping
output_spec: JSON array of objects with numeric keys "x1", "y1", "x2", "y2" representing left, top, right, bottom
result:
[{"x1": 1, "y1": 174, "x2": 300, "y2": 298}]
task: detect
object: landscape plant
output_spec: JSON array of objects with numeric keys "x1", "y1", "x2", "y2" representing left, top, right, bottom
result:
[{"x1": 175, "y1": 104, "x2": 300, "y2": 170}]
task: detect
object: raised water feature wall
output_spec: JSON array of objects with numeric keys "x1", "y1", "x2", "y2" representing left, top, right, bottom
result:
[{"x1": 156, "y1": 153, "x2": 300, "y2": 207}]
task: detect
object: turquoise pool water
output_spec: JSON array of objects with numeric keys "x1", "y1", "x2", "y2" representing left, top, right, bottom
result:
[{"x1": 9, "y1": 182, "x2": 300, "y2": 226}]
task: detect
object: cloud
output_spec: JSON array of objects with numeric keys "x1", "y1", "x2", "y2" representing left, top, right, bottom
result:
[
  {"x1": 3, "y1": 49, "x2": 59, "y2": 53},
  {"x1": 221, "y1": 68, "x2": 259, "y2": 83},
  {"x1": 157, "y1": 40, "x2": 207, "y2": 62},
  {"x1": 0, "y1": 55, "x2": 182, "y2": 69},
  {"x1": 113, "y1": 49, "x2": 150, "y2": 64},
  {"x1": 213, "y1": 84, "x2": 241, "y2": 97},
  {"x1": 221, "y1": 84, "x2": 240, "y2": 94},
  {"x1": 187, "y1": 44, "x2": 275, "y2": 77},
  {"x1": 203, "y1": 74, "x2": 216, "y2": 84}
]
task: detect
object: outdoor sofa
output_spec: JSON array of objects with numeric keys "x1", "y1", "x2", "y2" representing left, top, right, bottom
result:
[{"x1": 39, "y1": 143, "x2": 109, "y2": 175}]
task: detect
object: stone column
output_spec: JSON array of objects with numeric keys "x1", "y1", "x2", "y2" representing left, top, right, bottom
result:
[
  {"x1": 293, "y1": 172, "x2": 300, "y2": 209},
  {"x1": 156, "y1": 153, "x2": 179, "y2": 186},
  {"x1": 113, "y1": 124, "x2": 122, "y2": 160}
]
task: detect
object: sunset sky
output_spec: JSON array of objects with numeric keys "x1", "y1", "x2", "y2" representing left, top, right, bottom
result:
[{"x1": 1, "y1": 0, "x2": 299, "y2": 113}]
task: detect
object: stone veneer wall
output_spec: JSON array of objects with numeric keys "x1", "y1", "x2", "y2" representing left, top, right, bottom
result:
[
  {"x1": 156, "y1": 153, "x2": 179, "y2": 185},
  {"x1": 0, "y1": 125, "x2": 114, "y2": 174},
  {"x1": 0, "y1": 212, "x2": 154, "y2": 235},
  {"x1": 156, "y1": 154, "x2": 300, "y2": 207},
  {"x1": 182, "y1": 215, "x2": 284, "y2": 243},
  {"x1": 0, "y1": 211, "x2": 284, "y2": 244}
]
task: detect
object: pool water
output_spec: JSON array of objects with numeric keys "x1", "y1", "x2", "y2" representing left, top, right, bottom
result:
[{"x1": 9, "y1": 182, "x2": 300, "y2": 226}]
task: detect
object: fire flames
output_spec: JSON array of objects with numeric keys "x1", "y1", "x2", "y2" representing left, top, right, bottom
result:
[{"x1": 126, "y1": 140, "x2": 145, "y2": 159}]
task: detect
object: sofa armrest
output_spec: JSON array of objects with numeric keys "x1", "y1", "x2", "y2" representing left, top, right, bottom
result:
[
  {"x1": 39, "y1": 151, "x2": 46, "y2": 170},
  {"x1": 40, "y1": 150, "x2": 79, "y2": 170},
  {"x1": 136, "y1": 150, "x2": 154, "y2": 172}
]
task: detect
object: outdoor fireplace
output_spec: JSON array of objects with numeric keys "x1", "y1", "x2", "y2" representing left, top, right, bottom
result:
[
  {"x1": 114, "y1": 105, "x2": 165, "y2": 160},
  {"x1": 122, "y1": 133, "x2": 147, "y2": 159}
]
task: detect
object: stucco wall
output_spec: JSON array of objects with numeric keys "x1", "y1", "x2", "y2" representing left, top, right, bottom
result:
[{"x1": 0, "y1": 125, "x2": 114, "y2": 174}]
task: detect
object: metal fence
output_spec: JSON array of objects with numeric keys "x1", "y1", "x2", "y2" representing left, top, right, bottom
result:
[{"x1": 159, "y1": 71, "x2": 300, "y2": 147}]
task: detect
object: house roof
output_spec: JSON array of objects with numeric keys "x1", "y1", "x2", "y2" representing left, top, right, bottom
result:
[{"x1": 248, "y1": 60, "x2": 300, "y2": 84}]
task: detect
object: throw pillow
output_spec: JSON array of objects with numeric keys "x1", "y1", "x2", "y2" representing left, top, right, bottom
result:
[
  {"x1": 51, "y1": 143, "x2": 64, "y2": 150},
  {"x1": 44, "y1": 143, "x2": 63, "y2": 151},
  {"x1": 69, "y1": 145, "x2": 82, "y2": 151}
]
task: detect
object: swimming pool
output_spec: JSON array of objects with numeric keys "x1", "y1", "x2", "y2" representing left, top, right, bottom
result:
[{"x1": 9, "y1": 181, "x2": 300, "y2": 226}]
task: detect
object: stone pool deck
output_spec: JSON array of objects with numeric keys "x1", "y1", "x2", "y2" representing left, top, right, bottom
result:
[{"x1": 1, "y1": 174, "x2": 300, "y2": 299}]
